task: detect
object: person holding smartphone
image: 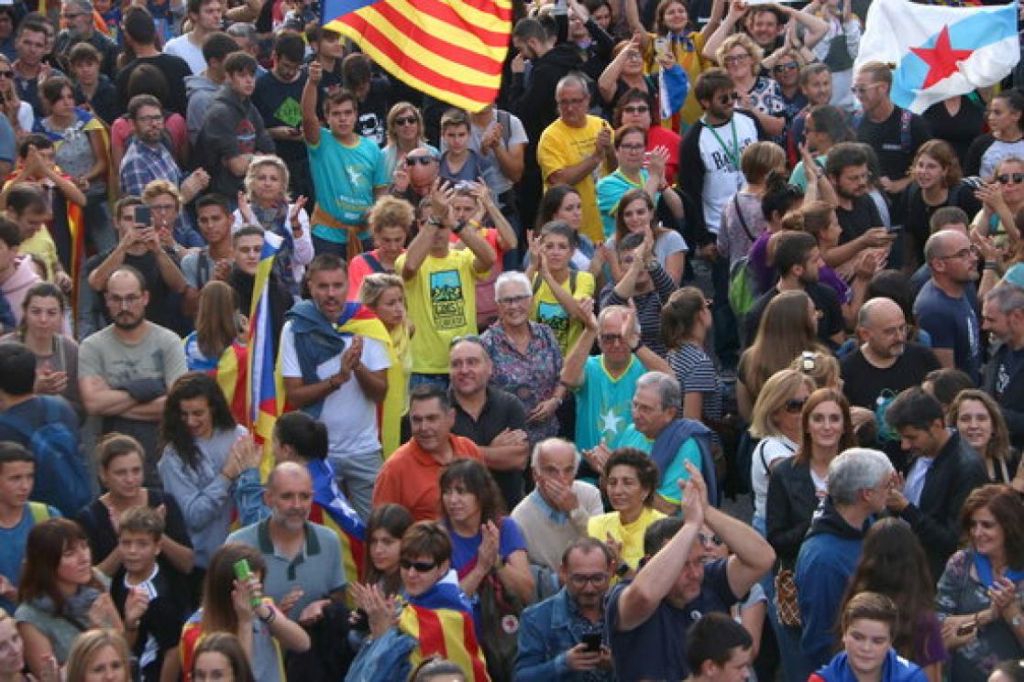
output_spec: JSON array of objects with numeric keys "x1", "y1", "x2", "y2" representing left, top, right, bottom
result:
[{"x1": 515, "y1": 537, "x2": 615, "y2": 681}]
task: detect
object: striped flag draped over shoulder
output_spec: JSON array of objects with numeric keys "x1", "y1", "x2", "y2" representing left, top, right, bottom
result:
[{"x1": 321, "y1": 0, "x2": 512, "y2": 111}]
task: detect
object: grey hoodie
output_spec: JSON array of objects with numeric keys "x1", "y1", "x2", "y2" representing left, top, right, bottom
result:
[{"x1": 184, "y1": 74, "x2": 220, "y2": 144}]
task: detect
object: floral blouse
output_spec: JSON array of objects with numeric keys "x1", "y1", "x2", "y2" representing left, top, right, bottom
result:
[
  {"x1": 480, "y1": 321, "x2": 563, "y2": 444},
  {"x1": 936, "y1": 550, "x2": 1024, "y2": 682}
]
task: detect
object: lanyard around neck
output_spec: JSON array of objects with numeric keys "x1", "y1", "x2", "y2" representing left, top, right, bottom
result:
[{"x1": 704, "y1": 116, "x2": 739, "y2": 171}]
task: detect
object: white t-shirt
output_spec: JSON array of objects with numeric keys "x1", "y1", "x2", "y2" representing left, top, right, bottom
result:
[
  {"x1": 163, "y1": 34, "x2": 206, "y2": 76},
  {"x1": 698, "y1": 113, "x2": 759, "y2": 234},
  {"x1": 751, "y1": 435, "x2": 797, "y2": 521},
  {"x1": 279, "y1": 321, "x2": 391, "y2": 456}
]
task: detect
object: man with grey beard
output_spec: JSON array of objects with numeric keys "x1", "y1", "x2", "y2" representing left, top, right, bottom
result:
[{"x1": 228, "y1": 461, "x2": 346, "y2": 622}]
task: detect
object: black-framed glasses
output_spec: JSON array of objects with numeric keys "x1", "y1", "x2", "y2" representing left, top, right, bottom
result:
[
  {"x1": 998, "y1": 172, "x2": 1024, "y2": 185},
  {"x1": 599, "y1": 333, "x2": 627, "y2": 345},
  {"x1": 940, "y1": 245, "x2": 980, "y2": 260},
  {"x1": 622, "y1": 105, "x2": 649, "y2": 114},
  {"x1": 406, "y1": 156, "x2": 435, "y2": 166},
  {"x1": 399, "y1": 559, "x2": 437, "y2": 572},
  {"x1": 394, "y1": 115, "x2": 417, "y2": 126},
  {"x1": 0, "y1": 71, "x2": 13, "y2": 79},
  {"x1": 497, "y1": 294, "x2": 532, "y2": 305},
  {"x1": 567, "y1": 572, "x2": 610, "y2": 588},
  {"x1": 785, "y1": 398, "x2": 807, "y2": 414}
]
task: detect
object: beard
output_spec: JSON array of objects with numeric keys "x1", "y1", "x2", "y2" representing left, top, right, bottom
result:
[{"x1": 113, "y1": 312, "x2": 144, "y2": 330}]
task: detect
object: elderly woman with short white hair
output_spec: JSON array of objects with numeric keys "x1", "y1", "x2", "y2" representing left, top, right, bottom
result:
[{"x1": 481, "y1": 271, "x2": 567, "y2": 443}]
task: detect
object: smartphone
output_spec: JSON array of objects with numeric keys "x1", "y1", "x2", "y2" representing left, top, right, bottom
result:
[
  {"x1": 655, "y1": 36, "x2": 670, "y2": 57},
  {"x1": 582, "y1": 632, "x2": 602, "y2": 652},
  {"x1": 887, "y1": 223, "x2": 903, "y2": 233},
  {"x1": 134, "y1": 205, "x2": 151, "y2": 226}
]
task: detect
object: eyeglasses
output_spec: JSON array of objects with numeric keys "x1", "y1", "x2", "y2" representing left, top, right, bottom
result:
[
  {"x1": 0, "y1": 71, "x2": 13, "y2": 79},
  {"x1": 394, "y1": 115, "x2": 418, "y2": 126},
  {"x1": 567, "y1": 572, "x2": 610, "y2": 588},
  {"x1": 618, "y1": 142, "x2": 646, "y2": 151},
  {"x1": 715, "y1": 92, "x2": 740, "y2": 105},
  {"x1": 557, "y1": 96, "x2": 587, "y2": 107},
  {"x1": 497, "y1": 294, "x2": 531, "y2": 305},
  {"x1": 698, "y1": 532, "x2": 723, "y2": 546},
  {"x1": 406, "y1": 156, "x2": 435, "y2": 166},
  {"x1": 785, "y1": 398, "x2": 807, "y2": 414},
  {"x1": 106, "y1": 293, "x2": 143, "y2": 308},
  {"x1": 723, "y1": 54, "x2": 751, "y2": 65},
  {"x1": 135, "y1": 114, "x2": 163, "y2": 123},
  {"x1": 399, "y1": 559, "x2": 437, "y2": 572},
  {"x1": 624, "y1": 51, "x2": 642, "y2": 61},
  {"x1": 940, "y1": 245, "x2": 980, "y2": 260},
  {"x1": 599, "y1": 333, "x2": 627, "y2": 345},
  {"x1": 998, "y1": 172, "x2": 1024, "y2": 185},
  {"x1": 772, "y1": 62, "x2": 799, "y2": 73},
  {"x1": 622, "y1": 105, "x2": 649, "y2": 114}
]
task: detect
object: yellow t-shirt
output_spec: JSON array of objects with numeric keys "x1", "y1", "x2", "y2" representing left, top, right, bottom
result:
[
  {"x1": 588, "y1": 507, "x2": 667, "y2": 571},
  {"x1": 395, "y1": 249, "x2": 487, "y2": 374},
  {"x1": 537, "y1": 115, "x2": 610, "y2": 244},
  {"x1": 644, "y1": 31, "x2": 709, "y2": 130},
  {"x1": 19, "y1": 228, "x2": 58, "y2": 280},
  {"x1": 530, "y1": 270, "x2": 596, "y2": 356}
]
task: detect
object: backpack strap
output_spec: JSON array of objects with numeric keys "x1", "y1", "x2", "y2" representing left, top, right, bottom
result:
[
  {"x1": 899, "y1": 108, "x2": 913, "y2": 155},
  {"x1": 27, "y1": 502, "x2": 50, "y2": 524},
  {"x1": 531, "y1": 274, "x2": 542, "y2": 295},
  {"x1": 197, "y1": 247, "x2": 211, "y2": 285},
  {"x1": 569, "y1": 270, "x2": 578, "y2": 296},
  {"x1": 362, "y1": 252, "x2": 385, "y2": 273}
]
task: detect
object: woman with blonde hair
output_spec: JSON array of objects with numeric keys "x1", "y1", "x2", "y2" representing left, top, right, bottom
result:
[
  {"x1": 234, "y1": 154, "x2": 312, "y2": 294},
  {"x1": 347, "y1": 196, "x2": 412, "y2": 297},
  {"x1": 0, "y1": 607, "x2": 33, "y2": 682},
  {"x1": 183, "y1": 281, "x2": 248, "y2": 424},
  {"x1": 359, "y1": 272, "x2": 412, "y2": 455},
  {"x1": 948, "y1": 389, "x2": 1023, "y2": 488},
  {"x1": 715, "y1": 33, "x2": 785, "y2": 137},
  {"x1": 383, "y1": 102, "x2": 438, "y2": 176},
  {"x1": 748, "y1": 368, "x2": 815, "y2": 535},
  {"x1": 737, "y1": 289, "x2": 826, "y2": 420},
  {"x1": 65, "y1": 629, "x2": 130, "y2": 682}
]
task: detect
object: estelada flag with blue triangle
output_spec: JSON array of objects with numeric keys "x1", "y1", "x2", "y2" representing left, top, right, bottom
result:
[
  {"x1": 321, "y1": 0, "x2": 512, "y2": 112},
  {"x1": 856, "y1": 0, "x2": 1020, "y2": 114}
]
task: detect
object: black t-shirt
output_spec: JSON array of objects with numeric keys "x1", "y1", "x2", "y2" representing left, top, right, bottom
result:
[
  {"x1": 252, "y1": 69, "x2": 308, "y2": 164},
  {"x1": 840, "y1": 342, "x2": 941, "y2": 411},
  {"x1": 922, "y1": 97, "x2": 985, "y2": 168},
  {"x1": 356, "y1": 77, "x2": 391, "y2": 147},
  {"x1": 836, "y1": 194, "x2": 883, "y2": 244},
  {"x1": 451, "y1": 387, "x2": 528, "y2": 509},
  {"x1": 856, "y1": 106, "x2": 932, "y2": 182},
  {"x1": 115, "y1": 54, "x2": 193, "y2": 117},
  {"x1": 745, "y1": 283, "x2": 844, "y2": 348},
  {"x1": 897, "y1": 181, "x2": 982, "y2": 263}
]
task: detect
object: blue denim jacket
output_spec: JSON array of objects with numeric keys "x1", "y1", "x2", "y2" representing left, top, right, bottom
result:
[{"x1": 514, "y1": 588, "x2": 614, "y2": 682}]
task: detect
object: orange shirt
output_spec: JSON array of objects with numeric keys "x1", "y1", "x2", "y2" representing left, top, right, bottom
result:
[{"x1": 372, "y1": 434, "x2": 482, "y2": 521}]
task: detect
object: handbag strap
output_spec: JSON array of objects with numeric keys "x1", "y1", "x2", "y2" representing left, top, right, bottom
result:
[{"x1": 733, "y1": 195, "x2": 756, "y2": 242}]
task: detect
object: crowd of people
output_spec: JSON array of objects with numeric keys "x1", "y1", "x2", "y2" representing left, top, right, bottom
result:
[{"x1": 0, "y1": 0, "x2": 1020, "y2": 679}]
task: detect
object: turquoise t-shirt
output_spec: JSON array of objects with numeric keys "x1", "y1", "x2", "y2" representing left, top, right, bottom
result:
[
  {"x1": 596, "y1": 169, "x2": 661, "y2": 240},
  {"x1": 307, "y1": 131, "x2": 388, "y2": 244},
  {"x1": 574, "y1": 354, "x2": 647, "y2": 452},
  {"x1": 614, "y1": 424, "x2": 701, "y2": 504}
]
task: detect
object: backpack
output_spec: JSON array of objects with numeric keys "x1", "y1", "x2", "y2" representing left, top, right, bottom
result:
[
  {"x1": 0, "y1": 397, "x2": 90, "y2": 517},
  {"x1": 28, "y1": 501, "x2": 51, "y2": 523},
  {"x1": 727, "y1": 195, "x2": 759, "y2": 316}
]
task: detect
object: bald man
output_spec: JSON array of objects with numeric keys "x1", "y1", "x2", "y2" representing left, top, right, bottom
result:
[
  {"x1": 840, "y1": 297, "x2": 939, "y2": 445},
  {"x1": 227, "y1": 462, "x2": 347, "y2": 621}
]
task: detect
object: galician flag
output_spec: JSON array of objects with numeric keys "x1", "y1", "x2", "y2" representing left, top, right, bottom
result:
[{"x1": 856, "y1": 0, "x2": 1019, "y2": 114}]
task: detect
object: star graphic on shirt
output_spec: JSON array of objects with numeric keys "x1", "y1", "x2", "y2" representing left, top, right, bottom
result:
[
  {"x1": 910, "y1": 25, "x2": 974, "y2": 89},
  {"x1": 347, "y1": 167, "x2": 363, "y2": 185},
  {"x1": 600, "y1": 408, "x2": 624, "y2": 435}
]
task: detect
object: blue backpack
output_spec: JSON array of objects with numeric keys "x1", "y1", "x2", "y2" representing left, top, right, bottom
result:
[{"x1": 0, "y1": 396, "x2": 90, "y2": 516}]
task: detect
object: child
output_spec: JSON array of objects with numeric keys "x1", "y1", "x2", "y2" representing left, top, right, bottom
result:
[
  {"x1": 68, "y1": 43, "x2": 118, "y2": 126},
  {"x1": 438, "y1": 108, "x2": 487, "y2": 185},
  {"x1": 110, "y1": 506, "x2": 191, "y2": 682}
]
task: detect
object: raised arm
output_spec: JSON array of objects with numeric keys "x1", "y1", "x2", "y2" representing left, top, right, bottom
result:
[{"x1": 301, "y1": 61, "x2": 323, "y2": 146}]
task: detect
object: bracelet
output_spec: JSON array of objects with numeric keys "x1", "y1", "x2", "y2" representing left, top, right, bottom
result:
[
  {"x1": 258, "y1": 605, "x2": 276, "y2": 624},
  {"x1": 984, "y1": 260, "x2": 998, "y2": 270}
]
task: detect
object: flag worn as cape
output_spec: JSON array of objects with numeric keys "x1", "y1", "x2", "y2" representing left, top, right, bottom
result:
[
  {"x1": 184, "y1": 333, "x2": 249, "y2": 425},
  {"x1": 399, "y1": 571, "x2": 490, "y2": 681},
  {"x1": 321, "y1": 0, "x2": 512, "y2": 112},
  {"x1": 856, "y1": 0, "x2": 1019, "y2": 113},
  {"x1": 307, "y1": 458, "x2": 366, "y2": 586}
]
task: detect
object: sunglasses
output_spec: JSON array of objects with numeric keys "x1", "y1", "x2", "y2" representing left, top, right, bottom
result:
[
  {"x1": 395, "y1": 115, "x2": 418, "y2": 126},
  {"x1": 998, "y1": 172, "x2": 1024, "y2": 185},
  {"x1": 772, "y1": 62, "x2": 799, "y2": 73},
  {"x1": 623, "y1": 105, "x2": 649, "y2": 114},
  {"x1": 716, "y1": 92, "x2": 740, "y2": 105},
  {"x1": 406, "y1": 156, "x2": 434, "y2": 166},
  {"x1": 0, "y1": 71, "x2": 12, "y2": 79},
  {"x1": 400, "y1": 559, "x2": 438, "y2": 572},
  {"x1": 785, "y1": 398, "x2": 807, "y2": 414}
]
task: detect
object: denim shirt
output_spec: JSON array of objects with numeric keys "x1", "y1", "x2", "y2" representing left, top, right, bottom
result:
[{"x1": 515, "y1": 588, "x2": 614, "y2": 682}]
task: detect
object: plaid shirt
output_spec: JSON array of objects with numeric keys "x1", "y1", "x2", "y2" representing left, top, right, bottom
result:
[{"x1": 119, "y1": 138, "x2": 182, "y2": 198}]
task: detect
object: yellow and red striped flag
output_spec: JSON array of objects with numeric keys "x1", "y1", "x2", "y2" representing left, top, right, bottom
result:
[{"x1": 321, "y1": 0, "x2": 512, "y2": 112}]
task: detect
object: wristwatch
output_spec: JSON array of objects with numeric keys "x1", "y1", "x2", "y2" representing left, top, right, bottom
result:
[
  {"x1": 615, "y1": 562, "x2": 630, "y2": 577},
  {"x1": 452, "y1": 220, "x2": 467, "y2": 235}
]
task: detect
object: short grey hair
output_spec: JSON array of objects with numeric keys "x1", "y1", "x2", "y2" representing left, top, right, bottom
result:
[
  {"x1": 598, "y1": 305, "x2": 640, "y2": 335},
  {"x1": 985, "y1": 283, "x2": 1024, "y2": 315},
  {"x1": 636, "y1": 371, "x2": 681, "y2": 411},
  {"x1": 530, "y1": 437, "x2": 581, "y2": 469},
  {"x1": 555, "y1": 72, "x2": 590, "y2": 100},
  {"x1": 226, "y1": 22, "x2": 257, "y2": 40},
  {"x1": 828, "y1": 448, "x2": 893, "y2": 506},
  {"x1": 495, "y1": 271, "x2": 532, "y2": 301}
]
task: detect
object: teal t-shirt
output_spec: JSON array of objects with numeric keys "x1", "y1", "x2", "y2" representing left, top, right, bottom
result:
[
  {"x1": 614, "y1": 424, "x2": 701, "y2": 504},
  {"x1": 596, "y1": 169, "x2": 661, "y2": 240},
  {"x1": 307, "y1": 131, "x2": 388, "y2": 244},
  {"x1": 574, "y1": 354, "x2": 647, "y2": 451}
]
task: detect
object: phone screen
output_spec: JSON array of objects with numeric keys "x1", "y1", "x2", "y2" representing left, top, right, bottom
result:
[{"x1": 134, "y1": 205, "x2": 152, "y2": 226}]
